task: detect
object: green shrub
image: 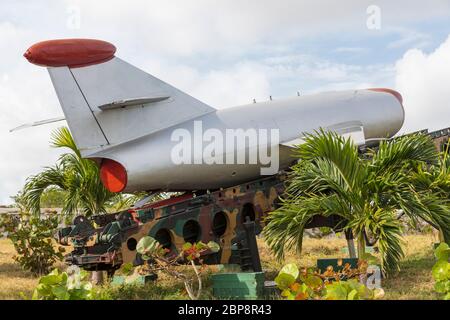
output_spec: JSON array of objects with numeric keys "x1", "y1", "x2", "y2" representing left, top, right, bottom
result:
[
  {"x1": 432, "y1": 243, "x2": 450, "y2": 300},
  {"x1": 39, "y1": 187, "x2": 67, "y2": 208},
  {"x1": 135, "y1": 236, "x2": 219, "y2": 300},
  {"x1": 32, "y1": 267, "x2": 97, "y2": 300},
  {"x1": 274, "y1": 262, "x2": 383, "y2": 300},
  {"x1": 0, "y1": 213, "x2": 64, "y2": 275}
]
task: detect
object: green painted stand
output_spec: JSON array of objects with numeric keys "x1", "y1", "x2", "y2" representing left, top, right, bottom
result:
[
  {"x1": 316, "y1": 258, "x2": 359, "y2": 273},
  {"x1": 211, "y1": 272, "x2": 265, "y2": 300},
  {"x1": 209, "y1": 264, "x2": 242, "y2": 273}
]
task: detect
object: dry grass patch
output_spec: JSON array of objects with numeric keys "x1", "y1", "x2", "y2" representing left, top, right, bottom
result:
[
  {"x1": 259, "y1": 233, "x2": 440, "y2": 300},
  {"x1": 0, "y1": 238, "x2": 67, "y2": 300},
  {"x1": 0, "y1": 233, "x2": 441, "y2": 300},
  {"x1": 258, "y1": 235, "x2": 347, "y2": 278},
  {"x1": 0, "y1": 239, "x2": 38, "y2": 299},
  {"x1": 382, "y1": 234, "x2": 439, "y2": 300}
]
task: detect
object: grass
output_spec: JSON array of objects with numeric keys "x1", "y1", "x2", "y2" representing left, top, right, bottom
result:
[
  {"x1": 0, "y1": 233, "x2": 442, "y2": 300},
  {"x1": 382, "y1": 234, "x2": 440, "y2": 300},
  {"x1": 258, "y1": 235, "x2": 348, "y2": 278},
  {"x1": 100, "y1": 270, "x2": 215, "y2": 300},
  {"x1": 0, "y1": 238, "x2": 38, "y2": 299},
  {"x1": 259, "y1": 233, "x2": 441, "y2": 300}
]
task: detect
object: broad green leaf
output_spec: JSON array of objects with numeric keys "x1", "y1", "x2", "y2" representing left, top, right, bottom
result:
[
  {"x1": 136, "y1": 236, "x2": 159, "y2": 256},
  {"x1": 51, "y1": 285, "x2": 69, "y2": 300},
  {"x1": 347, "y1": 289, "x2": 359, "y2": 300},
  {"x1": 434, "y1": 281, "x2": 447, "y2": 293},
  {"x1": 274, "y1": 273, "x2": 296, "y2": 290},
  {"x1": 280, "y1": 289, "x2": 291, "y2": 297},
  {"x1": 279, "y1": 263, "x2": 299, "y2": 280},
  {"x1": 346, "y1": 279, "x2": 361, "y2": 291},
  {"x1": 32, "y1": 289, "x2": 39, "y2": 300},
  {"x1": 195, "y1": 242, "x2": 208, "y2": 250},
  {"x1": 183, "y1": 242, "x2": 193, "y2": 251},
  {"x1": 49, "y1": 269, "x2": 59, "y2": 276},
  {"x1": 207, "y1": 241, "x2": 220, "y2": 253},
  {"x1": 325, "y1": 283, "x2": 348, "y2": 300},
  {"x1": 61, "y1": 272, "x2": 68, "y2": 284},
  {"x1": 186, "y1": 254, "x2": 194, "y2": 261},
  {"x1": 303, "y1": 274, "x2": 323, "y2": 289},
  {"x1": 434, "y1": 243, "x2": 450, "y2": 261},
  {"x1": 357, "y1": 284, "x2": 373, "y2": 299},
  {"x1": 80, "y1": 270, "x2": 89, "y2": 281},
  {"x1": 33, "y1": 283, "x2": 51, "y2": 299},
  {"x1": 39, "y1": 274, "x2": 62, "y2": 286},
  {"x1": 432, "y1": 260, "x2": 449, "y2": 282}
]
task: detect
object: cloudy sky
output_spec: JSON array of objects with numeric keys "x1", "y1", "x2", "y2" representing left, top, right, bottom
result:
[{"x1": 1, "y1": 0, "x2": 450, "y2": 203}]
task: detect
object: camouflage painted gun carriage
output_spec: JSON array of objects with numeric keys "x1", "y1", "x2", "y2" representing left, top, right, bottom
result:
[{"x1": 57, "y1": 174, "x2": 293, "y2": 275}]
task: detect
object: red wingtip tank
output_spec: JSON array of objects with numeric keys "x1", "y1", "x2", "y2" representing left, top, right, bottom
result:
[{"x1": 24, "y1": 39, "x2": 116, "y2": 68}]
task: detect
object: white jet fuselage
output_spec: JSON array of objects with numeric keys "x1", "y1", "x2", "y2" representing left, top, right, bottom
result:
[{"x1": 91, "y1": 89, "x2": 404, "y2": 192}]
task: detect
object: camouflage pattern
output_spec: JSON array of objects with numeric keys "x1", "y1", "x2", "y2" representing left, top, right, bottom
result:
[
  {"x1": 58, "y1": 174, "x2": 286, "y2": 273},
  {"x1": 429, "y1": 127, "x2": 450, "y2": 152},
  {"x1": 57, "y1": 127, "x2": 450, "y2": 273}
]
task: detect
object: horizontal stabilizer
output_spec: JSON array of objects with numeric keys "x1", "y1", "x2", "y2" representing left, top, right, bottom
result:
[{"x1": 9, "y1": 116, "x2": 66, "y2": 132}]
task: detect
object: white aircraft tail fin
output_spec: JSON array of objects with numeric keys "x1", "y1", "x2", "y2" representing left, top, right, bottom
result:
[{"x1": 25, "y1": 39, "x2": 215, "y2": 156}]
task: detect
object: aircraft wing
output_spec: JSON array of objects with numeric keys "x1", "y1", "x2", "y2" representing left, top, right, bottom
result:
[{"x1": 280, "y1": 121, "x2": 366, "y2": 148}]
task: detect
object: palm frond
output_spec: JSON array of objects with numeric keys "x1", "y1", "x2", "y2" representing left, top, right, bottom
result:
[
  {"x1": 264, "y1": 194, "x2": 348, "y2": 259},
  {"x1": 293, "y1": 129, "x2": 365, "y2": 191},
  {"x1": 23, "y1": 166, "x2": 65, "y2": 215},
  {"x1": 50, "y1": 126, "x2": 81, "y2": 157},
  {"x1": 370, "y1": 133, "x2": 438, "y2": 175}
]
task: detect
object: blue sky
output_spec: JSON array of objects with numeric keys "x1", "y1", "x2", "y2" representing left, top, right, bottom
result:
[{"x1": 1, "y1": 0, "x2": 450, "y2": 203}]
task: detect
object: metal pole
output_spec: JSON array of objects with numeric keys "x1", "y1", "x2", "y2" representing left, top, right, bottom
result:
[
  {"x1": 345, "y1": 229, "x2": 357, "y2": 258},
  {"x1": 243, "y1": 218, "x2": 262, "y2": 272}
]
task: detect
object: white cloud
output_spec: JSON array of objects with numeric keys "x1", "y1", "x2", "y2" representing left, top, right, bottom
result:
[
  {"x1": 0, "y1": 70, "x2": 65, "y2": 203},
  {"x1": 139, "y1": 60, "x2": 271, "y2": 108},
  {"x1": 334, "y1": 47, "x2": 368, "y2": 54},
  {"x1": 141, "y1": 53, "x2": 395, "y2": 107},
  {"x1": 395, "y1": 35, "x2": 450, "y2": 133},
  {"x1": 258, "y1": 54, "x2": 395, "y2": 94},
  {"x1": 52, "y1": 0, "x2": 450, "y2": 57},
  {"x1": 387, "y1": 27, "x2": 433, "y2": 50}
]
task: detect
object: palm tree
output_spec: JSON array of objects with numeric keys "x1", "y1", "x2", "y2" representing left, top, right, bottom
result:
[
  {"x1": 22, "y1": 127, "x2": 145, "y2": 284},
  {"x1": 23, "y1": 127, "x2": 138, "y2": 217},
  {"x1": 264, "y1": 130, "x2": 450, "y2": 274},
  {"x1": 412, "y1": 140, "x2": 450, "y2": 196},
  {"x1": 410, "y1": 139, "x2": 450, "y2": 241}
]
